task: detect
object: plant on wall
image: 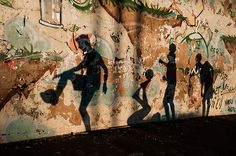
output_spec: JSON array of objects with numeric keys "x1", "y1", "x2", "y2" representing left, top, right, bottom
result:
[
  {"x1": 14, "y1": 45, "x2": 42, "y2": 61},
  {"x1": 101, "y1": 0, "x2": 175, "y2": 17},
  {"x1": 227, "y1": 3, "x2": 236, "y2": 19},
  {"x1": 221, "y1": 35, "x2": 236, "y2": 44},
  {"x1": 0, "y1": 51, "x2": 8, "y2": 60},
  {"x1": 0, "y1": 0, "x2": 13, "y2": 8},
  {"x1": 0, "y1": 46, "x2": 64, "y2": 62}
]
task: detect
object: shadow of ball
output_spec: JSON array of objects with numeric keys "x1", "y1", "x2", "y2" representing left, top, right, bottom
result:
[
  {"x1": 145, "y1": 69, "x2": 154, "y2": 80},
  {"x1": 40, "y1": 89, "x2": 57, "y2": 104}
]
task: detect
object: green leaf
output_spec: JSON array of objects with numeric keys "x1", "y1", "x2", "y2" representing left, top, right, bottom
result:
[
  {"x1": 110, "y1": 33, "x2": 120, "y2": 43},
  {"x1": 0, "y1": 0, "x2": 13, "y2": 8},
  {"x1": 69, "y1": 24, "x2": 80, "y2": 32},
  {"x1": 221, "y1": 35, "x2": 236, "y2": 44},
  {"x1": 216, "y1": 8, "x2": 221, "y2": 14},
  {"x1": 0, "y1": 51, "x2": 8, "y2": 60}
]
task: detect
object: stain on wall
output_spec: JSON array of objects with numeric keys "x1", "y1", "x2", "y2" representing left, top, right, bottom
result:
[{"x1": 1, "y1": 0, "x2": 236, "y2": 143}]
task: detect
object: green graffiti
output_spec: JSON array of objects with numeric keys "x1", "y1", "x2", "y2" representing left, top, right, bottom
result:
[
  {"x1": 216, "y1": 8, "x2": 221, "y2": 15},
  {"x1": 5, "y1": 117, "x2": 54, "y2": 142},
  {"x1": 45, "y1": 51, "x2": 64, "y2": 62},
  {"x1": 14, "y1": 45, "x2": 42, "y2": 61},
  {"x1": 5, "y1": 17, "x2": 50, "y2": 52},
  {"x1": 0, "y1": 0, "x2": 13, "y2": 8},
  {"x1": 213, "y1": 69, "x2": 222, "y2": 75},
  {"x1": 228, "y1": 106, "x2": 236, "y2": 112},
  {"x1": 181, "y1": 32, "x2": 213, "y2": 58},
  {"x1": 3, "y1": 17, "x2": 63, "y2": 62},
  {"x1": 110, "y1": 33, "x2": 120, "y2": 43},
  {"x1": 1, "y1": 45, "x2": 63, "y2": 62},
  {"x1": 221, "y1": 35, "x2": 236, "y2": 44},
  {"x1": 179, "y1": 67, "x2": 190, "y2": 76},
  {"x1": 176, "y1": 14, "x2": 187, "y2": 21},
  {"x1": 227, "y1": 3, "x2": 236, "y2": 18},
  {"x1": 69, "y1": 0, "x2": 92, "y2": 11},
  {"x1": 101, "y1": 0, "x2": 176, "y2": 18},
  {"x1": 69, "y1": 24, "x2": 80, "y2": 51},
  {"x1": 0, "y1": 51, "x2": 8, "y2": 60},
  {"x1": 69, "y1": 24, "x2": 80, "y2": 33}
]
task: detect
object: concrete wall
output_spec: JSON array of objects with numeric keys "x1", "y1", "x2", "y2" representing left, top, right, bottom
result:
[{"x1": 1, "y1": 0, "x2": 236, "y2": 143}]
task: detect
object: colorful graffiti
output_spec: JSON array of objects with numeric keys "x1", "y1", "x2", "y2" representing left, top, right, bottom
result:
[{"x1": 1, "y1": 0, "x2": 236, "y2": 143}]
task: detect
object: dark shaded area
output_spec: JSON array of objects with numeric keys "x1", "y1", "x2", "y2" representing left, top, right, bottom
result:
[{"x1": 1, "y1": 115, "x2": 236, "y2": 155}]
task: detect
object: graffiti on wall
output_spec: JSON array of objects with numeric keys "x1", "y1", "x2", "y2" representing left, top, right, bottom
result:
[{"x1": 1, "y1": 0, "x2": 236, "y2": 143}]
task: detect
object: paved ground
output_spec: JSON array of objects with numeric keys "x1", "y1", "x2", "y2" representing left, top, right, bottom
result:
[{"x1": 1, "y1": 115, "x2": 236, "y2": 156}]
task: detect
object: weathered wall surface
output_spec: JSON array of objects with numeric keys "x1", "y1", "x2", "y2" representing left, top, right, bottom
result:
[{"x1": 1, "y1": 0, "x2": 236, "y2": 143}]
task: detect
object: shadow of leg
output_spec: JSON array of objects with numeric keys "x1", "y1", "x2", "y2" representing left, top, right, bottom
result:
[
  {"x1": 127, "y1": 105, "x2": 151, "y2": 125},
  {"x1": 128, "y1": 83, "x2": 151, "y2": 125},
  {"x1": 79, "y1": 87, "x2": 96, "y2": 131},
  {"x1": 169, "y1": 100, "x2": 175, "y2": 120},
  {"x1": 202, "y1": 98, "x2": 206, "y2": 117},
  {"x1": 206, "y1": 98, "x2": 211, "y2": 117},
  {"x1": 164, "y1": 101, "x2": 170, "y2": 121},
  {"x1": 79, "y1": 104, "x2": 91, "y2": 131}
]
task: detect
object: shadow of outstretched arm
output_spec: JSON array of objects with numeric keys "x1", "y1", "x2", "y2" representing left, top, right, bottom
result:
[{"x1": 40, "y1": 60, "x2": 86, "y2": 105}]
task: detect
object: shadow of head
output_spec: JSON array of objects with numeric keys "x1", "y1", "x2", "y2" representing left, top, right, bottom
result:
[
  {"x1": 75, "y1": 34, "x2": 92, "y2": 53},
  {"x1": 169, "y1": 43, "x2": 176, "y2": 53},
  {"x1": 195, "y1": 53, "x2": 202, "y2": 63},
  {"x1": 145, "y1": 69, "x2": 154, "y2": 80}
]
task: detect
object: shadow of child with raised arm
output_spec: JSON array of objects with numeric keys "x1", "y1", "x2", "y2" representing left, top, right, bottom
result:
[{"x1": 159, "y1": 43, "x2": 177, "y2": 121}]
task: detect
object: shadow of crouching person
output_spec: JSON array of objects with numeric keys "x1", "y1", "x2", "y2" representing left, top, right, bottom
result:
[{"x1": 128, "y1": 69, "x2": 160, "y2": 125}]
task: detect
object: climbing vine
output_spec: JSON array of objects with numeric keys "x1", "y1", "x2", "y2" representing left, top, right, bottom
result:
[
  {"x1": 101, "y1": 0, "x2": 175, "y2": 17},
  {"x1": 0, "y1": 0, "x2": 13, "y2": 8}
]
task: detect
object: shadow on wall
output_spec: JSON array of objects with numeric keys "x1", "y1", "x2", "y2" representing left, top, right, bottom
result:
[
  {"x1": 201, "y1": 60, "x2": 214, "y2": 117},
  {"x1": 159, "y1": 43, "x2": 177, "y2": 121},
  {"x1": 40, "y1": 34, "x2": 108, "y2": 131},
  {"x1": 128, "y1": 69, "x2": 160, "y2": 125},
  {"x1": 188, "y1": 53, "x2": 214, "y2": 117}
]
